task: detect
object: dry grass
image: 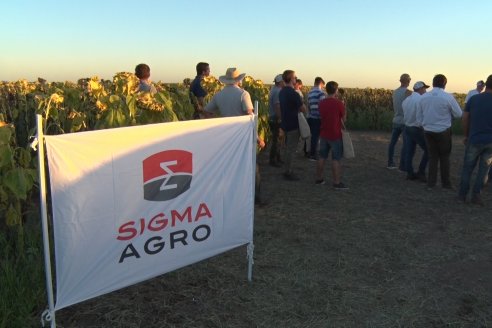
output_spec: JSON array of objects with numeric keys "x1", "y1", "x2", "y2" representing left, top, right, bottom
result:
[{"x1": 55, "y1": 131, "x2": 492, "y2": 327}]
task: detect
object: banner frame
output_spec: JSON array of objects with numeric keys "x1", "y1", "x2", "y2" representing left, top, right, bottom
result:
[{"x1": 36, "y1": 114, "x2": 56, "y2": 328}]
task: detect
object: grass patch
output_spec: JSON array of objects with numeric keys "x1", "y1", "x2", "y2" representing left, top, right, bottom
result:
[{"x1": 0, "y1": 221, "x2": 46, "y2": 328}]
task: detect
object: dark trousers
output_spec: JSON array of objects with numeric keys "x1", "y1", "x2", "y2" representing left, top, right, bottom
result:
[
  {"x1": 388, "y1": 123, "x2": 406, "y2": 169},
  {"x1": 308, "y1": 118, "x2": 321, "y2": 157},
  {"x1": 404, "y1": 126, "x2": 428, "y2": 176},
  {"x1": 255, "y1": 163, "x2": 262, "y2": 202},
  {"x1": 424, "y1": 128, "x2": 452, "y2": 187},
  {"x1": 269, "y1": 120, "x2": 281, "y2": 164}
]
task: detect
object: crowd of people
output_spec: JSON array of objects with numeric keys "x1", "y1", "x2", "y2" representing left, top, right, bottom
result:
[
  {"x1": 133, "y1": 62, "x2": 492, "y2": 207},
  {"x1": 388, "y1": 73, "x2": 492, "y2": 206}
]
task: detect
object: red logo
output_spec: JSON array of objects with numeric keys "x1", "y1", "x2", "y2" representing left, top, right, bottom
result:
[{"x1": 142, "y1": 150, "x2": 192, "y2": 201}]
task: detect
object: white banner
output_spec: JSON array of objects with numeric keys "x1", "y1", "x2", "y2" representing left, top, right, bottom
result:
[{"x1": 45, "y1": 116, "x2": 255, "y2": 310}]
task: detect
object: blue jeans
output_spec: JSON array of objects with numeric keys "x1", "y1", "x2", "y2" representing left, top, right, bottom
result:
[
  {"x1": 404, "y1": 126, "x2": 428, "y2": 176},
  {"x1": 307, "y1": 118, "x2": 321, "y2": 157},
  {"x1": 458, "y1": 142, "x2": 492, "y2": 197},
  {"x1": 319, "y1": 138, "x2": 343, "y2": 160},
  {"x1": 388, "y1": 123, "x2": 406, "y2": 169}
]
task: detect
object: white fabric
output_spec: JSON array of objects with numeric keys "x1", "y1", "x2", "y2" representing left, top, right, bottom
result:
[
  {"x1": 298, "y1": 112, "x2": 311, "y2": 139},
  {"x1": 45, "y1": 116, "x2": 255, "y2": 310},
  {"x1": 402, "y1": 92, "x2": 423, "y2": 127},
  {"x1": 416, "y1": 87, "x2": 463, "y2": 133}
]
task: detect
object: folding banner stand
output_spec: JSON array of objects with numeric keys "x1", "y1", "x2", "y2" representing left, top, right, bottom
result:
[
  {"x1": 35, "y1": 115, "x2": 56, "y2": 328},
  {"x1": 36, "y1": 104, "x2": 259, "y2": 327},
  {"x1": 247, "y1": 101, "x2": 259, "y2": 282}
]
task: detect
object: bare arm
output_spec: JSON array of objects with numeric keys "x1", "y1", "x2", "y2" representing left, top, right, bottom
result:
[
  {"x1": 299, "y1": 104, "x2": 307, "y2": 114},
  {"x1": 197, "y1": 97, "x2": 205, "y2": 111}
]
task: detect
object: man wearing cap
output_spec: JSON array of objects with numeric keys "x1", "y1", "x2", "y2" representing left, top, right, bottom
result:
[
  {"x1": 464, "y1": 80, "x2": 486, "y2": 105},
  {"x1": 402, "y1": 81, "x2": 430, "y2": 181},
  {"x1": 416, "y1": 74, "x2": 462, "y2": 190},
  {"x1": 190, "y1": 62, "x2": 211, "y2": 119},
  {"x1": 279, "y1": 69, "x2": 307, "y2": 181},
  {"x1": 204, "y1": 68, "x2": 266, "y2": 205},
  {"x1": 306, "y1": 77, "x2": 326, "y2": 160},
  {"x1": 458, "y1": 74, "x2": 492, "y2": 206},
  {"x1": 268, "y1": 74, "x2": 284, "y2": 167},
  {"x1": 388, "y1": 73, "x2": 412, "y2": 170}
]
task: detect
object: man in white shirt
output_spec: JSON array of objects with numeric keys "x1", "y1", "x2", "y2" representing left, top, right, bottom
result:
[
  {"x1": 416, "y1": 74, "x2": 463, "y2": 189},
  {"x1": 402, "y1": 81, "x2": 430, "y2": 182},
  {"x1": 464, "y1": 80, "x2": 485, "y2": 105}
]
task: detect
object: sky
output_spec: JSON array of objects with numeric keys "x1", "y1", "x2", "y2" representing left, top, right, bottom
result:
[{"x1": 1, "y1": 0, "x2": 490, "y2": 93}]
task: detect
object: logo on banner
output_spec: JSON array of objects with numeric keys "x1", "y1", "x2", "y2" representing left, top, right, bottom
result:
[{"x1": 143, "y1": 150, "x2": 192, "y2": 201}]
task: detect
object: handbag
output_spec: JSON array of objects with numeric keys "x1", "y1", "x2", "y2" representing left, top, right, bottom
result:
[
  {"x1": 341, "y1": 120, "x2": 355, "y2": 159},
  {"x1": 298, "y1": 112, "x2": 311, "y2": 139}
]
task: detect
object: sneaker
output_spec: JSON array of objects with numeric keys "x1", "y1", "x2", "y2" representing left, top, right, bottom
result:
[
  {"x1": 308, "y1": 155, "x2": 318, "y2": 162},
  {"x1": 283, "y1": 172, "x2": 299, "y2": 181},
  {"x1": 387, "y1": 165, "x2": 397, "y2": 170},
  {"x1": 315, "y1": 179, "x2": 325, "y2": 185},
  {"x1": 406, "y1": 174, "x2": 418, "y2": 181},
  {"x1": 471, "y1": 194, "x2": 484, "y2": 206},
  {"x1": 455, "y1": 195, "x2": 467, "y2": 204},
  {"x1": 442, "y1": 184, "x2": 454, "y2": 191},
  {"x1": 416, "y1": 173, "x2": 427, "y2": 183},
  {"x1": 333, "y1": 182, "x2": 349, "y2": 190},
  {"x1": 255, "y1": 198, "x2": 269, "y2": 207}
]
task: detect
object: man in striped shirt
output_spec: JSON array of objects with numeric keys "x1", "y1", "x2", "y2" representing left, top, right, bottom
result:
[{"x1": 306, "y1": 77, "x2": 326, "y2": 160}]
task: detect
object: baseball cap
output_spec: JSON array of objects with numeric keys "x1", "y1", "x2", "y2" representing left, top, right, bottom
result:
[
  {"x1": 274, "y1": 74, "x2": 283, "y2": 83},
  {"x1": 413, "y1": 81, "x2": 430, "y2": 90},
  {"x1": 477, "y1": 80, "x2": 485, "y2": 87}
]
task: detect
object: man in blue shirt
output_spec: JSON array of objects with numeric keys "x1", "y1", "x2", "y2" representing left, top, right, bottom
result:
[
  {"x1": 458, "y1": 74, "x2": 492, "y2": 206},
  {"x1": 268, "y1": 74, "x2": 284, "y2": 167},
  {"x1": 279, "y1": 70, "x2": 307, "y2": 180},
  {"x1": 190, "y1": 62, "x2": 210, "y2": 119}
]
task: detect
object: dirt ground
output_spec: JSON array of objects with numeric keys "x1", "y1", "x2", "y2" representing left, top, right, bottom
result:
[{"x1": 55, "y1": 131, "x2": 492, "y2": 328}]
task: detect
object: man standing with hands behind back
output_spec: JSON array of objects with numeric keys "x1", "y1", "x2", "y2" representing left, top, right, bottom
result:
[{"x1": 417, "y1": 74, "x2": 462, "y2": 190}]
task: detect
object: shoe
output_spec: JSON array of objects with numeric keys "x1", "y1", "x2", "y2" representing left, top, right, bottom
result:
[
  {"x1": 283, "y1": 172, "x2": 299, "y2": 181},
  {"x1": 455, "y1": 195, "x2": 467, "y2": 204},
  {"x1": 255, "y1": 198, "x2": 269, "y2": 207},
  {"x1": 269, "y1": 161, "x2": 282, "y2": 168},
  {"x1": 387, "y1": 165, "x2": 397, "y2": 170},
  {"x1": 442, "y1": 184, "x2": 454, "y2": 191},
  {"x1": 308, "y1": 155, "x2": 318, "y2": 162},
  {"x1": 416, "y1": 173, "x2": 427, "y2": 183},
  {"x1": 471, "y1": 194, "x2": 484, "y2": 206},
  {"x1": 333, "y1": 182, "x2": 349, "y2": 190},
  {"x1": 406, "y1": 174, "x2": 418, "y2": 181},
  {"x1": 315, "y1": 179, "x2": 325, "y2": 185},
  {"x1": 398, "y1": 168, "x2": 407, "y2": 174}
]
